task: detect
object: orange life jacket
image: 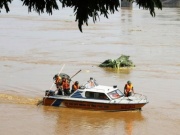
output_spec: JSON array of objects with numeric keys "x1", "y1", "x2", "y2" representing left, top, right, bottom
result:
[
  {"x1": 55, "y1": 77, "x2": 61, "y2": 84},
  {"x1": 55, "y1": 77, "x2": 62, "y2": 88},
  {"x1": 62, "y1": 80, "x2": 70, "y2": 90},
  {"x1": 72, "y1": 84, "x2": 79, "y2": 91},
  {"x1": 125, "y1": 84, "x2": 133, "y2": 92}
]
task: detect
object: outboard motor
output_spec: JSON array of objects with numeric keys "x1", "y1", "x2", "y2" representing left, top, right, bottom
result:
[{"x1": 45, "y1": 90, "x2": 55, "y2": 96}]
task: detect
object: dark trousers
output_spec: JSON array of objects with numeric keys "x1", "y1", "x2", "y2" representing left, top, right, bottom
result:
[
  {"x1": 71, "y1": 90, "x2": 75, "y2": 94},
  {"x1": 64, "y1": 89, "x2": 70, "y2": 96},
  {"x1": 57, "y1": 89, "x2": 63, "y2": 95},
  {"x1": 127, "y1": 92, "x2": 132, "y2": 97}
]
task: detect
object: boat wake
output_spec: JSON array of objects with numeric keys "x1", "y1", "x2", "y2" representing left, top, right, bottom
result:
[{"x1": 0, "y1": 93, "x2": 41, "y2": 105}]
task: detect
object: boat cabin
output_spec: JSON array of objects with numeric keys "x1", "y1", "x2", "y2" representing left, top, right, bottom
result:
[{"x1": 70, "y1": 84, "x2": 124, "y2": 101}]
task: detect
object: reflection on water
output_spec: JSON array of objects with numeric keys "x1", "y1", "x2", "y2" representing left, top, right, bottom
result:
[
  {"x1": 42, "y1": 106, "x2": 144, "y2": 135},
  {"x1": 102, "y1": 67, "x2": 132, "y2": 74}
]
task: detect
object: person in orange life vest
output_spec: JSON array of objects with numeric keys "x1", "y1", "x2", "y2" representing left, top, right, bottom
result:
[
  {"x1": 62, "y1": 77, "x2": 70, "y2": 96},
  {"x1": 71, "y1": 81, "x2": 79, "y2": 94},
  {"x1": 55, "y1": 75, "x2": 62, "y2": 88},
  {"x1": 124, "y1": 81, "x2": 134, "y2": 97},
  {"x1": 54, "y1": 75, "x2": 63, "y2": 95}
]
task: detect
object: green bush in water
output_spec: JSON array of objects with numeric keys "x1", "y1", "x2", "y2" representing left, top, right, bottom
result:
[{"x1": 99, "y1": 55, "x2": 135, "y2": 68}]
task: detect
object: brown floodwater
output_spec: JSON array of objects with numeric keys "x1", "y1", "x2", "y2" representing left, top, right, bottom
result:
[{"x1": 0, "y1": 2, "x2": 180, "y2": 135}]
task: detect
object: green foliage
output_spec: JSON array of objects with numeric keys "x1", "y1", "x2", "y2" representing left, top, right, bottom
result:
[
  {"x1": 21, "y1": 0, "x2": 59, "y2": 15},
  {"x1": 99, "y1": 55, "x2": 135, "y2": 68},
  {"x1": 0, "y1": 0, "x2": 13, "y2": 13},
  {"x1": 0, "y1": 0, "x2": 162, "y2": 32},
  {"x1": 128, "y1": 0, "x2": 162, "y2": 16},
  {"x1": 59, "y1": 0, "x2": 120, "y2": 32}
]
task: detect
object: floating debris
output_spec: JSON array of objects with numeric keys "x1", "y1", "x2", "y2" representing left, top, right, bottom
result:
[{"x1": 99, "y1": 55, "x2": 135, "y2": 68}]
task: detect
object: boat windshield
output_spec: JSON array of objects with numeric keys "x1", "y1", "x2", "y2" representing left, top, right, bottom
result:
[{"x1": 107, "y1": 89, "x2": 124, "y2": 99}]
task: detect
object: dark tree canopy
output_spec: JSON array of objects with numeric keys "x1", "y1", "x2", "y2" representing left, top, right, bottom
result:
[{"x1": 0, "y1": 0, "x2": 162, "y2": 32}]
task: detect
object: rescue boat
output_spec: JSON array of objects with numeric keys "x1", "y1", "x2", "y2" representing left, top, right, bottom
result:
[{"x1": 42, "y1": 78, "x2": 148, "y2": 111}]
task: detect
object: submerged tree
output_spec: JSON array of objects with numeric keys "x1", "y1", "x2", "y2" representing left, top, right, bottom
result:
[
  {"x1": 99, "y1": 55, "x2": 135, "y2": 68},
  {"x1": 0, "y1": 0, "x2": 162, "y2": 32}
]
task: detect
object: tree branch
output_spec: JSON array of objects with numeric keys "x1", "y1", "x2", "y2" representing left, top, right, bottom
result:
[
  {"x1": 0, "y1": 0, "x2": 162, "y2": 32},
  {"x1": 0, "y1": 0, "x2": 13, "y2": 13}
]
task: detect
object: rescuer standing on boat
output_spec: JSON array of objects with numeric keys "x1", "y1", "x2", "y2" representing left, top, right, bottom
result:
[
  {"x1": 89, "y1": 77, "x2": 95, "y2": 87},
  {"x1": 84, "y1": 77, "x2": 98, "y2": 88},
  {"x1": 55, "y1": 75, "x2": 61, "y2": 88},
  {"x1": 124, "y1": 81, "x2": 134, "y2": 97},
  {"x1": 71, "y1": 81, "x2": 79, "y2": 94},
  {"x1": 62, "y1": 77, "x2": 70, "y2": 96},
  {"x1": 54, "y1": 75, "x2": 63, "y2": 95}
]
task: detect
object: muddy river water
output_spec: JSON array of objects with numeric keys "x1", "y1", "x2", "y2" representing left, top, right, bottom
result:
[{"x1": 0, "y1": 2, "x2": 180, "y2": 135}]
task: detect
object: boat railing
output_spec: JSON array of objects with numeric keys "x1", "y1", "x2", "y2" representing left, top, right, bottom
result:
[
  {"x1": 117, "y1": 93, "x2": 148, "y2": 103},
  {"x1": 133, "y1": 93, "x2": 148, "y2": 103},
  {"x1": 118, "y1": 96, "x2": 132, "y2": 104},
  {"x1": 110, "y1": 96, "x2": 133, "y2": 104},
  {"x1": 133, "y1": 93, "x2": 147, "y2": 99}
]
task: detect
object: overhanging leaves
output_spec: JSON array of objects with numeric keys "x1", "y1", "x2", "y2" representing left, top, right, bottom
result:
[
  {"x1": 0, "y1": 0, "x2": 13, "y2": 13},
  {"x1": 21, "y1": 0, "x2": 59, "y2": 15},
  {"x1": 128, "y1": 0, "x2": 162, "y2": 16},
  {"x1": 0, "y1": 0, "x2": 162, "y2": 32},
  {"x1": 59, "y1": 0, "x2": 120, "y2": 32}
]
